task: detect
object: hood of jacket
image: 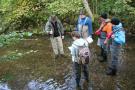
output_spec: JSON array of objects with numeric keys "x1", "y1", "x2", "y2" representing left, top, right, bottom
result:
[
  {"x1": 68, "y1": 38, "x2": 88, "y2": 61},
  {"x1": 72, "y1": 38, "x2": 88, "y2": 48},
  {"x1": 113, "y1": 23, "x2": 123, "y2": 32}
]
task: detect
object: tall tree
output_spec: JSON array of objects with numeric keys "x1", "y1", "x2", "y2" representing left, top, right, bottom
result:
[{"x1": 82, "y1": 0, "x2": 94, "y2": 21}]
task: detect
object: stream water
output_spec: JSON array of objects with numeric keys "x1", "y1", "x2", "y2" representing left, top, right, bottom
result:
[{"x1": 0, "y1": 35, "x2": 134, "y2": 90}]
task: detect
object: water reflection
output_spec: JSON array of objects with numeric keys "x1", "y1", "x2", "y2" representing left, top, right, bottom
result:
[
  {"x1": 0, "y1": 83, "x2": 11, "y2": 90},
  {"x1": 26, "y1": 74, "x2": 76, "y2": 90}
]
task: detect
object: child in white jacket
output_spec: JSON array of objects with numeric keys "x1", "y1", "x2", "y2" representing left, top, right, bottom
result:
[{"x1": 68, "y1": 31, "x2": 89, "y2": 90}]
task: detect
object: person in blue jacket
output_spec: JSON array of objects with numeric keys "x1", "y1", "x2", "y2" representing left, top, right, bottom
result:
[
  {"x1": 106, "y1": 18, "x2": 124, "y2": 76},
  {"x1": 77, "y1": 9, "x2": 93, "y2": 39}
]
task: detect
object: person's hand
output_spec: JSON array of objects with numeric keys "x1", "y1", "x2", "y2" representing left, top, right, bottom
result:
[
  {"x1": 62, "y1": 36, "x2": 64, "y2": 39},
  {"x1": 49, "y1": 30, "x2": 53, "y2": 34},
  {"x1": 111, "y1": 34, "x2": 114, "y2": 38},
  {"x1": 104, "y1": 40, "x2": 107, "y2": 45},
  {"x1": 82, "y1": 59, "x2": 86, "y2": 64}
]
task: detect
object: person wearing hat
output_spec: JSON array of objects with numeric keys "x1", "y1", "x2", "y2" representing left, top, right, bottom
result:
[
  {"x1": 96, "y1": 13, "x2": 112, "y2": 62},
  {"x1": 77, "y1": 9, "x2": 93, "y2": 39},
  {"x1": 45, "y1": 15, "x2": 65, "y2": 59}
]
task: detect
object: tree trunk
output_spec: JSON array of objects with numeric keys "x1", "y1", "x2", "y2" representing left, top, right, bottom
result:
[
  {"x1": 95, "y1": 0, "x2": 98, "y2": 14},
  {"x1": 82, "y1": 0, "x2": 94, "y2": 21}
]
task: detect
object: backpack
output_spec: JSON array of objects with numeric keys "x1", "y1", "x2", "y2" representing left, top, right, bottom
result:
[
  {"x1": 78, "y1": 46, "x2": 91, "y2": 64},
  {"x1": 114, "y1": 28, "x2": 125, "y2": 45}
]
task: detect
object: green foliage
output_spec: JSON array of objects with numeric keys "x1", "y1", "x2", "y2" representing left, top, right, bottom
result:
[
  {"x1": 0, "y1": 0, "x2": 83, "y2": 33},
  {"x1": 97, "y1": 0, "x2": 135, "y2": 15},
  {"x1": 47, "y1": 0, "x2": 83, "y2": 16},
  {"x1": 0, "y1": 32, "x2": 33, "y2": 47},
  {"x1": 95, "y1": 0, "x2": 135, "y2": 33},
  {"x1": 0, "y1": 32, "x2": 20, "y2": 47},
  {"x1": 0, "y1": 0, "x2": 135, "y2": 34}
]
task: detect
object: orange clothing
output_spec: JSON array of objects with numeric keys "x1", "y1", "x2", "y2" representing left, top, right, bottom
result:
[
  {"x1": 102, "y1": 22, "x2": 113, "y2": 39},
  {"x1": 102, "y1": 22, "x2": 112, "y2": 34}
]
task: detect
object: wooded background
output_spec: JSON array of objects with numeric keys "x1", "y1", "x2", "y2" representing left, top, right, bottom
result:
[{"x1": 0, "y1": 0, "x2": 135, "y2": 34}]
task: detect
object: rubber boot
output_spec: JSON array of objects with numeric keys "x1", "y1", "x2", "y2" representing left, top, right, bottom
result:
[
  {"x1": 82, "y1": 80, "x2": 89, "y2": 90},
  {"x1": 99, "y1": 48, "x2": 107, "y2": 62},
  {"x1": 76, "y1": 78, "x2": 81, "y2": 89},
  {"x1": 106, "y1": 67, "x2": 117, "y2": 76},
  {"x1": 103, "y1": 52, "x2": 107, "y2": 61}
]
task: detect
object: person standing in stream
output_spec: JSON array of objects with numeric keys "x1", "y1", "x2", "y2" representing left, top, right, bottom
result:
[{"x1": 45, "y1": 15, "x2": 65, "y2": 59}]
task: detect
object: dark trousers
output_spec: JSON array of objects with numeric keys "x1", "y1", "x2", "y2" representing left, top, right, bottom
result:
[
  {"x1": 73, "y1": 62, "x2": 89, "y2": 87},
  {"x1": 100, "y1": 38, "x2": 108, "y2": 61},
  {"x1": 100, "y1": 46, "x2": 107, "y2": 60},
  {"x1": 109, "y1": 44, "x2": 121, "y2": 70}
]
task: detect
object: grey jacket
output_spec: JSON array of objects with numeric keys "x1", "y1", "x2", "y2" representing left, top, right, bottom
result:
[{"x1": 45, "y1": 16, "x2": 64, "y2": 37}]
